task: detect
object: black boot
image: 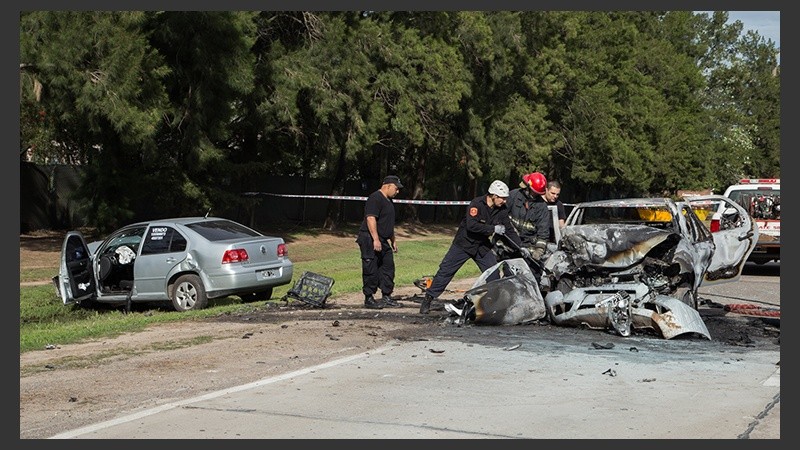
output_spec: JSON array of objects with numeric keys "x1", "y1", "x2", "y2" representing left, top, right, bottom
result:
[
  {"x1": 381, "y1": 294, "x2": 401, "y2": 308},
  {"x1": 364, "y1": 295, "x2": 384, "y2": 310},
  {"x1": 419, "y1": 293, "x2": 434, "y2": 314}
]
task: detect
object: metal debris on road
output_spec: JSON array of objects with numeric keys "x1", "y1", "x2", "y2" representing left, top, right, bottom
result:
[{"x1": 591, "y1": 342, "x2": 615, "y2": 349}]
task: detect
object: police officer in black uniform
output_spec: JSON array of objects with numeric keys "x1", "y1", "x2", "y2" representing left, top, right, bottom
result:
[
  {"x1": 419, "y1": 180, "x2": 530, "y2": 314},
  {"x1": 357, "y1": 175, "x2": 403, "y2": 309}
]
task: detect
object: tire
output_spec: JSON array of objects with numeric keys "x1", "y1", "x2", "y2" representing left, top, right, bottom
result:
[
  {"x1": 239, "y1": 287, "x2": 273, "y2": 303},
  {"x1": 171, "y1": 274, "x2": 208, "y2": 312}
]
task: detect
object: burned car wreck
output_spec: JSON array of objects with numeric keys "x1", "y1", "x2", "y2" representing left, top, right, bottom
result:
[
  {"x1": 543, "y1": 221, "x2": 713, "y2": 340},
  {"x1": 446, "y1": 196, "x2": 758, "y2": 340}
]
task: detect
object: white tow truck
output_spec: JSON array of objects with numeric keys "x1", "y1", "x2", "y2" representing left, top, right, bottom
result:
[{"x1": 722, "y1": 178, "x2": 780, "y2": 264}]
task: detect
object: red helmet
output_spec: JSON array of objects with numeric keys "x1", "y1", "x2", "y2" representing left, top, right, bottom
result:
[{"x1": 522, "y1": 172, "x2": 547, "y2": 195}]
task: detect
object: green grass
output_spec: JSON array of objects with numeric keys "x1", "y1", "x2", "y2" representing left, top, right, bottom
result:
[
  {"x1": 20, "y1": 227, "x2": 480, "y2": 354},
  {"x1": 20, "y1": 283, "x2": 257, "y2": 353},
  {"x1": 20, "y1": 267, "x2": 58, "y2": 283}
]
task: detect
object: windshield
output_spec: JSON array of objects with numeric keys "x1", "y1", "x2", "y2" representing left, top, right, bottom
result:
[
  {"x1": 100, "y1": 226, "x2": 146, "y2": 255},
  {"x1": 727, "y1": 189, "x2": 780, "y2": 220}
]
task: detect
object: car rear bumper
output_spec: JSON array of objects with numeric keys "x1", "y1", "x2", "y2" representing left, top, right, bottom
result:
[{"x1": 203, "y1": 264, "x2": 294, "y2": 298}]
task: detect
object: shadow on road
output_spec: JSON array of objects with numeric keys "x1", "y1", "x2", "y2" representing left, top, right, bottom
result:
[{"x1": 742, "y1": 261, "x2": 780, "y2": 277}]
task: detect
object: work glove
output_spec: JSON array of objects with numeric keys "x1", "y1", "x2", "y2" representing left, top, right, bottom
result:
[
  {"x1": 519, "y1": 247, "x2": 531, "y2": 259},
  {"x1": 530, "y1": 242, "x2": 547, "y2": 261},
  {"x1": 494, "y1": 224, "x2": 506, "y2": 235}
]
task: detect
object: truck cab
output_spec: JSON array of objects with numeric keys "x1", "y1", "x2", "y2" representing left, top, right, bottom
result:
[{"x1": 722, "y1": 178, "x2": 780, "y2": 264}]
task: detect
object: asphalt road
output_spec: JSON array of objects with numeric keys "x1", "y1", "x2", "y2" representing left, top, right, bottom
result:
[{"x1": 50, "y1": 262, "x2": 781, "y2": 440}]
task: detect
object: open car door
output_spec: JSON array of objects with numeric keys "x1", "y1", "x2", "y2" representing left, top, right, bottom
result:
[
  {"x1": 686, "y1": 195, "x2": 758, "y2": 285},
  {"x1": 52, "y1": 232, "x2": 96, "y2": 305}
]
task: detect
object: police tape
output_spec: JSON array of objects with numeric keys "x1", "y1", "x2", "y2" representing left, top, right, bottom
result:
[{"x1": 242, "y1": 192, "x2": 470, "y2": 205}]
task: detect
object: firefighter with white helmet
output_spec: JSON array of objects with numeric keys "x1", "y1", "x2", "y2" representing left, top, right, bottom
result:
[
  {"x1": 488, "y1": 179, "x2": 510, "y2": 196},
  {"x1": 420, "y1": 179, "x2": 527, "y2": 314}
]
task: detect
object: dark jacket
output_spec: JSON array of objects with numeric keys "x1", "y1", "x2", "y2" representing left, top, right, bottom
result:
[
  {"x1": 453, "y1": 195, "x2": 522, "y2": 257},
  {"x1": 506, "y1": 187, "x2": 551, "y2": 245}
]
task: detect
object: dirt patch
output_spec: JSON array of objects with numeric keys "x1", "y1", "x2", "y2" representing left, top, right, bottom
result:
[
  {"x1": 19, "y1": 228, "x2": 779, "y2": 439},
  {"x1": 20, "y1": 232, "x2": 66, "y2": 271}
]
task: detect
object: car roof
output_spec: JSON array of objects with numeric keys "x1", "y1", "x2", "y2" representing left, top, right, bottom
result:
[
  {"x1": 574, "y1": 198, "x2": 676, "y2": 208},
  {"x1": 122, "y1": 217, "x2": 231, "y2": 228}
]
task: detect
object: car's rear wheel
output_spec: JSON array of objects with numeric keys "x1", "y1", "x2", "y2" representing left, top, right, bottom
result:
[
  {"x1": 171, "y1": 274, "x2": 208, "y2": 312},
  {"x1": 239, "y1": 287, "x2": 273, "y2": 303}
]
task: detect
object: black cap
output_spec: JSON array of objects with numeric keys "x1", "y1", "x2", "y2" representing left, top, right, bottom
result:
[{"x1": 382, "y1": 175, "x2": 403, "y2": 188}]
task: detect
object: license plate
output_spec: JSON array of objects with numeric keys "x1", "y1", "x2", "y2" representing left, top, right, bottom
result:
[{"x1": 258, "y1": 269, "x2": 276, "y2": 280}]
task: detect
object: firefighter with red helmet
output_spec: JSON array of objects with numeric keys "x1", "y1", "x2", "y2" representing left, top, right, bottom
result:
[
  {"x1": 522, "y1": 172, "x2": 547, "y2": 196},
  {"x1": 503, "y1": 172, "x2": 552, "y2": 266}
]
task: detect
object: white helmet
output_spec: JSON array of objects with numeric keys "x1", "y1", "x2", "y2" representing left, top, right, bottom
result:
[{"x1": 488, "y1": 180, "x2": 510, "y2": 197}]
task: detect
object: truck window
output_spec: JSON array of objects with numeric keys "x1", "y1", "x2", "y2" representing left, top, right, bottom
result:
[{"x1": 727, "y1": 189, "x2": 780, "y2": 220}]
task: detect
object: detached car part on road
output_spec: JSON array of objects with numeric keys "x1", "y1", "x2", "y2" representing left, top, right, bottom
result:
[
  {"x1": 448, "y1": 196, "x2": 758, "y2": 340},
  {"x1": 53, "y1": 217, "x2": 293, "y2": 312}
]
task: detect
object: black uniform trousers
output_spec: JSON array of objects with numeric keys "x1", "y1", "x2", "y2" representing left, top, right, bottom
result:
[
  {"x1": 425, "y1": 244, "x2": 499, "y2": 299},
  {"x1": 357, "y1": 232, "x2": 395, "y2": 298}
]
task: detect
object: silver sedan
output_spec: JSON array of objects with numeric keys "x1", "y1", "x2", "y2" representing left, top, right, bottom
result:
[{"x1": 53, "y1": 217, "x2": 293, "y2": 312}]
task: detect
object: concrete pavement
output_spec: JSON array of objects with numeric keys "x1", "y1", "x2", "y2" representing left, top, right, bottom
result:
[{"x1": 51, "y1": 333, "x2": 780, "y2": 439}]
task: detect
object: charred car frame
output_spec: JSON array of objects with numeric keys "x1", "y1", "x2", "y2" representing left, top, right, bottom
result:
[{"x1": 448, "y1": 196, "x2": 758, "y2": 340}]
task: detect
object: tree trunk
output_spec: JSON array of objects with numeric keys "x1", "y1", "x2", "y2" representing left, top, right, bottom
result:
[
  {"x1": 322, "y1": 142, "x2": 349, "y2": 230},
  {"x1": 404, "y1": 146, "x2": 427, "y2": 224}
]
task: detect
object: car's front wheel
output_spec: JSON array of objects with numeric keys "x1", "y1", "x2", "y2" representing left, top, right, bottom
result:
[{"x1": 171, "y1": 274, "x2": 208, "y2": 312}]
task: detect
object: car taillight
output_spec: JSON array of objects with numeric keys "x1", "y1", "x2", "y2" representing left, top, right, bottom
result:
[
  {"x1": 277, "y1": 243, "x2": 288, "y2": 257},
  {"x1": 710, "y1": 218, "x2": 720, "y2": 233},
  {"x1": 222, "y1": 249, "x2": 249, "y2": 264}
]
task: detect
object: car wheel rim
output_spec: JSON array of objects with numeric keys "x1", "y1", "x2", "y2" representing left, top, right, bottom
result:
[{"x1": 176, "y1": 282, "x2": 197, "y2": 309}]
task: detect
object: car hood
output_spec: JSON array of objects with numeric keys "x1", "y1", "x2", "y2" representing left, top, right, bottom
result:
[
  {"x1": 87, "y1": 241, "x2": 103, "y2": 255},
  {"x1": 556, "y1": 224, "x2": 679, "y2": 269}
]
